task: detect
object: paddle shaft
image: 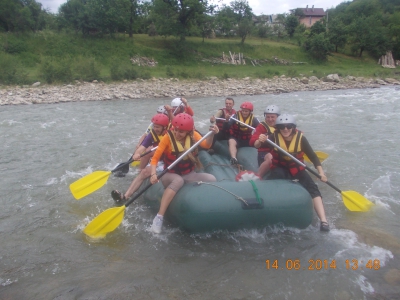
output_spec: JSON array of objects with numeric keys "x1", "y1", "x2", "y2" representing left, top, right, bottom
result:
[
  {"x1": 111, "y1": 147, "x2": 157, "y2": 173},
  {"x1": 124, "y1": 131, "x2": 213, "y2": 208}
]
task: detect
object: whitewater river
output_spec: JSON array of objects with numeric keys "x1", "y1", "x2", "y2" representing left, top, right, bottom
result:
[{"x1": 1, "y1": 86, "x2": 400, "y2": 299}]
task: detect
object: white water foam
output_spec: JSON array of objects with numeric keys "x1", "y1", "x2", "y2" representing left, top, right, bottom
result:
[{"x1": 332, "y1": 229, "x2": 393, "y2": 266}]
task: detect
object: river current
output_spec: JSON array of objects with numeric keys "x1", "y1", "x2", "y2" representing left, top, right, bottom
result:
[{"x1": 1, "y1": 86, "x2": 400, "y2": 299}]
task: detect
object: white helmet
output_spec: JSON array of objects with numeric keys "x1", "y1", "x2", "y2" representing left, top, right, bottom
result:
[
  {"x1": 264, "y1": 105, "x2": 280, "y2": 116},
  {"x1": 171, "y1": 98, "x2": 182, "y2": 107},
  {"x1": 157, "y1": 105, "x2": 166, "y2": 114},
  {"x1": 276, "y1": 114, "x2": 296, "y2": 126}
]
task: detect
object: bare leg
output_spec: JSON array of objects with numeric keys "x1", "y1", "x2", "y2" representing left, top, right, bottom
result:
[
  {"x1": 313, "y1": 196, "x2": 327, "y2": 223},
  {"x1": 257, "y1": 153, "x2": 272, "y2": 178},
  {"x1": 138, "y1": 147, "x2": 153, "y2": 170},
  {"x1": 158, "y1": 188, "x2": 177, "y2": 216},
  {"x1": 124, "y1": 166, "x2": 151, "y2": 198},
  {"x1": 228, "y1": 138, "x2": 238, "y2": 159}
]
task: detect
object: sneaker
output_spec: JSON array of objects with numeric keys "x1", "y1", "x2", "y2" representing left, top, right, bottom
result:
[
  {"x1": 320, "y1": 221, "x2": 330, "y2": 232},
  {"x1": 111, "y1": 190, "x2": 127, "y2": 206},
  {"x1": 151, "y1": 215, "x2": 164, "y2": 233},
  {"x1": 230, "y1": 157, "x2": 238, "y2": 165}
]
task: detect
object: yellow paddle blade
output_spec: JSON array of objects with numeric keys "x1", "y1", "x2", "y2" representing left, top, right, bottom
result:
[
  {"x1": 83, "y1": 206, "x2": 126, "y2": 239},
  {"x1": 304, "y1": 151, "x2": 329, "y2": 163},
  {"x1": 69, "y1": 171, "x2": 111, "y2": 200},
  {"x1": 341, "y1": 190, "x2": 374, "y2": 212},
  {"x1": 130, "y1": 160, "x2": 140, "y2": 167}
]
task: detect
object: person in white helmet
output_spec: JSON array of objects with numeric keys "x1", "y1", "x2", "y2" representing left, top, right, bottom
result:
[
  {"x1": 164, "y1": 97, "x2": 194, "y2": 121},
  {"x1": 250, "y1": 105, "x2": 280, "y2": 178},
  {"x1": 259, "y1": 114, "x2": 330, "y2": 232}
]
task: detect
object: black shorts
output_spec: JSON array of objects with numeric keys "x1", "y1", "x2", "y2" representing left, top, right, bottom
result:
[
  {"x1": 268, "y1": 167, "x2": 322, "y2": 199},
  {"x1": 229, "y1": 137, "x2": 250, "y2": 148},
  {"x1": 257, "y1": 151, "x2": 268, "y2": 166}
]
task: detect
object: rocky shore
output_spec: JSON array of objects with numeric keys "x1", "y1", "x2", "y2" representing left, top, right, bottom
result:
[{"x1": 1, "y1": 74, "x2": 399, "y2": 106}]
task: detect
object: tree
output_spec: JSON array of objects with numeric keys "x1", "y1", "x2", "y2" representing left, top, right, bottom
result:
[
  {"x1": 303, "y1": 32, "x2": 334, "y2": 61},
  {"x1": 151, "y1": 0, "x2": 208, "y2": 42},
  {"x1": 0, "y1": 0, "x2": 48, "y2": 32},
  {"x1": 284, "y1": 14, "x2": 299, "y2": 38},
  {"x1": 347, "y1": 14, "x2": 391, "y2": 57},
  {"x1": 303, "y1": 20, "x2": 333, "y2": 60},
  {"x1": 215, "y1": 0, "x2": 253, "y2": 43},
  {"x1": 327, "y1": 18, "x2": 347, "y2": 52}
]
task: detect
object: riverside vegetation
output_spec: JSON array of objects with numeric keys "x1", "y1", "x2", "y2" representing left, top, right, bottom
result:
[{"x1": 1, "y1": 32, "x2": 400, "y2": 105}]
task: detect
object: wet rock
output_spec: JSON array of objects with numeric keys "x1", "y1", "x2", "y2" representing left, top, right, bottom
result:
[
  {"x1": 376, "y1": 79, "x2": 387, "y2": 85},
  {"x1": 385, "y1": 78, "x2": 400, "y2": 84},
  {"x1": 300, "y1": 77, "x2": 309, "y2": 84},
  {"x1": 32, "y1": 82, "x2": 41, "y2": 87}
]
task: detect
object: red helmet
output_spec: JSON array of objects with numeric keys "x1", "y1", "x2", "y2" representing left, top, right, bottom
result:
[
  {"x1": 172, "y1": 113, "x2": 194, "y2": 131},
  {"x1": 240, "y1": 101, "x2": 253, "y2": 112},
  {"x1": 151, "y1": 114, "x2": 169, "y2": 127}
]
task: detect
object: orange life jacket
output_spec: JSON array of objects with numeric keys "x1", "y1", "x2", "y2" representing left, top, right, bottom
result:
[{"x1": 162, "y1": 130, "x2": 197, "y2": 175}]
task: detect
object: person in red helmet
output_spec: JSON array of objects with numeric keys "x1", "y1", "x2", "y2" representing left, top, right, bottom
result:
[
  {"x1": 149, "y1": 113, "x2": 219, "y2": 233},
  {"x1": 227, "y1": 101, "x2": 260, "y2": 165},
  {"x1": 111, "y1": 113, "x2": 170, "y2": 204}
]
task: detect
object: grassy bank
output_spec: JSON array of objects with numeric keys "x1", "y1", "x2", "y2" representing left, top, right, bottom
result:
[{"x1": 0, "y1": 31, "x2": 398, "y2": 86}]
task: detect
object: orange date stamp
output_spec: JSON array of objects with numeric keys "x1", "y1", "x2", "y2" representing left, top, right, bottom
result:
[{"x1": 266, "y1": 259, "x2": 381, "y2": 270}]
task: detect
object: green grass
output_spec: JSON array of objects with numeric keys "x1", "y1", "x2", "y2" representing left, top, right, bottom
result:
[{"x1": 0, "y1": 31, "x2": 398, "y2": 85}]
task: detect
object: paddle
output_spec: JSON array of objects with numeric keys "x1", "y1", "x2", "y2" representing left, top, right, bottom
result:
[
  {"x1": 228, "y1": 117, "x2": 329, "y2": 163},
  {"x1": 263, "y1": 138, "x2": 374, "y2": 212},
  {"x1": 83, "y1": 131, "x2": 214, "y2": 239},
  {"x1": 69, "y1": 147, "x2": 158, "y2": 200},
  {"x1": 231, "y1": 117, "x2": 373, "y2": 211}
]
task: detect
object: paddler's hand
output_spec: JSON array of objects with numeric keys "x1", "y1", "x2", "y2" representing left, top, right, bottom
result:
[
  {"x1": 225, "y1": 113, "x2": 231, "y2": 121},
  {"x1": 150, "y1": 173, "x2": 158, "y2": 184},
  {"x1": 210, "y1": 115, "x2": 216, "y2": 123},
  {"x1": 319, "y1": 173, "x2": 327, "y2": 182},
  {"x1": 181, "y1": 98, "x2": 188, "y2": 106},
  {"x1": 209, "y1": 124, "x2": 219, "y2": 134},
  {"x1": 132, "y1": 153, "x2": 141, "y2": 161},
  {"x1": 258, "y1": 134, "x2": 267, "y2": 143}
]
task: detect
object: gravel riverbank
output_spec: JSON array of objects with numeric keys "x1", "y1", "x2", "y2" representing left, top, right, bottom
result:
[{"x1": 1, "y1": 75, "x2": 399, "y2": 106}]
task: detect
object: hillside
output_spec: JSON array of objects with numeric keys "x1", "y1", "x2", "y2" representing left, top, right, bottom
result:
[{"x1": 0, "y1": 32, "x2": 398, "y2": 85}]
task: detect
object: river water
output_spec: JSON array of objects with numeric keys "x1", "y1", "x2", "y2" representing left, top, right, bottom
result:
[{"x1": 1, "y1": 86, "x2": 400, "y2": 299}]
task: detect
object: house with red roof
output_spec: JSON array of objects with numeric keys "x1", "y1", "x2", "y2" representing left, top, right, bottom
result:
[{"x1": 297, "y1": 5, "x2": 326, "y2": 27}]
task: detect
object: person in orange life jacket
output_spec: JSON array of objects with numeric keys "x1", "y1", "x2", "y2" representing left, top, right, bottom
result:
[
  {"x1": 149, "y1": 113, "x2": 219, "y2": 233},
  {"x1": 227, "y1": 101, "x2": 260, "y2": 165},
  {"x1": 165, "y1": 97, "x2": 194, "y2": 122},
  {"x1": 209, "y1": 97, "x2": 236, "y2": 149},
  {"x1": 249, "y1": 105, "x2": 280, "y2": 178},
  {"x1": 111, "y1": 114, "x2": 170, "y2": 204},
  {"x1": 260, "y1": 114, "x2": 330, "y2": 232}
]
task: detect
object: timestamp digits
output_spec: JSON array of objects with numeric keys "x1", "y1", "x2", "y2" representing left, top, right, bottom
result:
[{"x1": 266, "y1": 259, "x2": 381, "y2": 270}]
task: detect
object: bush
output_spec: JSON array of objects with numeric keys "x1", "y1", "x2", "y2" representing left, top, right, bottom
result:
[
  {"x1": 2, "y1": 39, "x2": 28, "y2": 54},
  {"x1": 166, "y1": 66, "x2": 175, "y2": 77},
  {"x1": 110, "y1": 61, "x2": 139, "y2": 80},
  {"x1": 74, "y1": 57, "x2": 101, "y2": 81},
  {"x1": 0, "y1": 54, "x2": 29, "y2": 84},
  {"x1": 40, "y1": 58, "x2": 72, "y2": 83}
]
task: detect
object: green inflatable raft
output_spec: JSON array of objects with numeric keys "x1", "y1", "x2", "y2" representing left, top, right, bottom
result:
[{"x1": 142, "y1": 141, "x2": 313, "y2": 233}]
